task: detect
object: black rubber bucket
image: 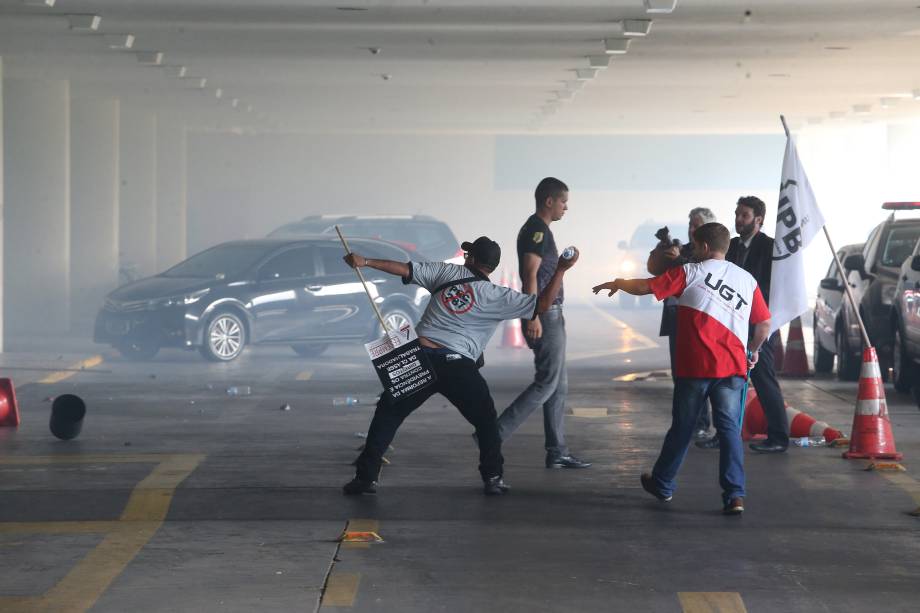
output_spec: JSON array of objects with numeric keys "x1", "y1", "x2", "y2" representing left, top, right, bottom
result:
[{"x1": 49, "y1": 394, "x2": 86, "y2": 440}]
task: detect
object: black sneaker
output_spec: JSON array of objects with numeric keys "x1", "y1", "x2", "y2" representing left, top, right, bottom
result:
[
  {"x1": 640, "y1": 472, "x2": 672, "y2": 502},
  {"x1": 723, "y1": 497, "x2": 744, "y2": 515},
  {"x1": 695, "y1": 435, "x2": 720, "y2": 450},
  {"x1": 546, "y1": 453, "x2": 592, "y2": 469},
  {"x1": 483, "y1": 476, "x2": 510, "y2": 496},
  {"x1": 694, "y1": 428, "x2": 710, "y2": 440},
  {"x1": 342, "y1": 477, "x2": 377, "y2": 495}
]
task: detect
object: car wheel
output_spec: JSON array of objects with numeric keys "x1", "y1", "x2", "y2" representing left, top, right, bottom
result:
[
  {"x1": 892, "y1": 327, "x2": 914, "y2": 394},
  {"x1": 836, "y1": 326, "x2": 859, "y2": 381},
  {"x1": 813, "y1": 318, "x2": 835, "y2": 373},
  {"x1": 200, "y1": 311, "x2": 246, "y2": 362},
  {"x1": 291, "y1": 343, "x2": 328, "y2": 358},
  {"x1": 118, "y1": 338, "x2": 160, "y2": 361},
  {"x1": 378, "y1": 307, "x2": 414, "y2": 337}
]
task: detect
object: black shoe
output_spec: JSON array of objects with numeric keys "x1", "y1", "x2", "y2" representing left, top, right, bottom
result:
[
  {"x1": 723, "y1": 497, "x2": 744, "y2": 515},
  {"x1": 694, "y1": 428, "x2": 710, "y2": 440},
  {"x1": 546, "y1": 453, "x2": 592, "y2": 469},
  {"x1": 749, "y1": 440, "x2": 787, "y2": 453},
  {"x1": 640, "y1": 472, "x2": 672, "y2": 502},
  {"x1": 342, "y1": 477, "x2": 377, "y2": 495},
  {"x1": 483, "y1": 476, "x2": 510, "y2": 496},
  {"x1": 695, "y1": 435, "x2": 720, "y2": 450}
]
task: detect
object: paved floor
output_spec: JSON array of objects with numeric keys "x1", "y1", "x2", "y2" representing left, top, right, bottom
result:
[{"x1": 0, "y1": 302, "x2": 918, "y2": 612}]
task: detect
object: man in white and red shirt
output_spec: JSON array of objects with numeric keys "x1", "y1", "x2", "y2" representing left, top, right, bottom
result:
[{"x1": 593, "y1": 223, "x2": 771, "y2": 515}]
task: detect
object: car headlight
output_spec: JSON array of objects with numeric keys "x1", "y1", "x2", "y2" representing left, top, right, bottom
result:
[
  {"x1": 156, "y1": 289, "x2": 210, "y2": 308},
  {"x1": 620, "y1": 259, "x2": 637, "y2": 274}
]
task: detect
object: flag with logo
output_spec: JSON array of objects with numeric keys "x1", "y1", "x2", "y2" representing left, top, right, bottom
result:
[{"x1": 769, "y1": 125, "x2": 826, "y2": 333}]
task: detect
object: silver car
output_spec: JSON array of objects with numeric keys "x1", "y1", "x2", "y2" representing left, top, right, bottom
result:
[{"x1": 813, "y1": 243, "x2": 864, "y2": 377}]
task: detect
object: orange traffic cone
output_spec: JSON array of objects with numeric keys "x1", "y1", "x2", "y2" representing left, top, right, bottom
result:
[
  {"x1": 773, "y1": 329, "x2": 786, "y2": 372},
  {"x1": 0, "y1": 378, "x2": 21, "y2": 427},
  {"x1": 843, "y1": 347, "x2": 902, "y2": 460},
  {"x1": 741, "y1": 388, "x2": 768, "y2": 441},
  {"x1": 780, "y1": 317, "x2": 810, "y2": 377},
  {"x1": 741, "y1": 387, "x2": 845, "y2": 443}
]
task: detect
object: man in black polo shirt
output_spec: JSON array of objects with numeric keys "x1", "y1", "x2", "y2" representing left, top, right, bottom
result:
[{"x1": 495, "y1": 177, "x2": 591, "y2": 469}]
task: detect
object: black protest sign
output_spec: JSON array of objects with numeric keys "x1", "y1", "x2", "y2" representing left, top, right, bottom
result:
[{"x1": 364, "y1": 323, "x2": 436, "y2": 400}]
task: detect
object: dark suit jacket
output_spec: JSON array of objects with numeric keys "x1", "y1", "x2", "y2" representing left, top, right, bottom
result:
[{"x1": 726, "y1": 231, "x2": 774, "y2": 306}]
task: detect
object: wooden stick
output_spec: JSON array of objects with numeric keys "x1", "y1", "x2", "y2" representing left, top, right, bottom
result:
[{"x1": 334, "y1": 225, "x2": 390, "y2": 333}]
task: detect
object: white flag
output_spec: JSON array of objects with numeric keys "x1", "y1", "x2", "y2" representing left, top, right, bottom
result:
[{"x1": 768, "y1": 131, "x2": 826, "y2": 334}]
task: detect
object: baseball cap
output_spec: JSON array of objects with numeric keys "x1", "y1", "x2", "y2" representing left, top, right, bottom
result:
[{"x1": 461, "y1": 236, "x2": 501, "y2": 270}]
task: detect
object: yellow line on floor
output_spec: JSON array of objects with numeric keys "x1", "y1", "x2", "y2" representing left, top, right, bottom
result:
[
  {"x1": 679, "y1": 592, "x2": 748, "y2": 613},
  {"x1": 0, "y1": 454, "x2": 181, "y2": 465},
  {"x1": 322, "y1": 573, "x2": 361, "y2": 608},
  {"x1": 881, "y1": 470, "x2": 920, "y2": 512},
  {"x1": 567, "y1": 302, "x2": 659, "y2": 362},
  {"x1": 342, "y1": 518, "x2": 380, "y2": 549},
  {"x1": 38, "y1": 355, "x2": 105, "y2": 384},
  {"x1": 0, "y1": 453, "x2": 204, "y2": 613},
  {"x1": 296, "y1": 370, "x2": 313, "y2": 381}
]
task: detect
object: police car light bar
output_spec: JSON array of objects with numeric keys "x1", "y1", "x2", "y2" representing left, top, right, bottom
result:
[{"x1": 882, "y1": 202, "x2": 920, "y2": 210}]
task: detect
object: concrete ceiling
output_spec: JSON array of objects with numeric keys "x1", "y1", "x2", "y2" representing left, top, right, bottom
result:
[{"x1": 1, "y1": 0, "x2": 919, "y2": 134}]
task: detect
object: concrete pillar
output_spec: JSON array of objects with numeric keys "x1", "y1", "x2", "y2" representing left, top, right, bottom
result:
[
  {"x1": 70, "y1": 96, "x2": 119, "y2": 330},
  {"x1": 156, "y1": 119, "x2": 187, "y2": 270},
  {"x1": 3, "y1": 77, "x2": 71, "y2": 336},
  {"x1": 119, "y1": 107, "x2": 157, "y2": 279}
]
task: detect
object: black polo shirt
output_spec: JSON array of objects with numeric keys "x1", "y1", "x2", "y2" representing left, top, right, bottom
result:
[{"x1": 517, "y1": 214, "x2": 563, "y2": 306}]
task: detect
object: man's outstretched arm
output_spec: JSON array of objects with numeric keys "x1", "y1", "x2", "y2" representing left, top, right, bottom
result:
[
  {"x1": 591, "y1": 278, "x2": 652, "y2": 297},
  {"x1": 344, "y1": 253, "x2": 410, "y2": 279}
]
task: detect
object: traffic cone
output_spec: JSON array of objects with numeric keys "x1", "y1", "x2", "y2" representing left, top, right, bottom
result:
[
  {"x1": 780, "y1": 317, "x2": 810, "y2": 377},
  {"x1": 843, "y1": 347, "x2": 902, "y2": 460},
  {"x1": 0, "y1": 378, "x2": 21, "y2": 427},
  {"x1": 741, "y1": 388, "x2": 768, "y2": 441},
  {"x1": 786, "y1": 405, "x2": 845, "y2": 443},
  {"x1": 773, "y1": 329, "x2": 786, "y2": 372}
]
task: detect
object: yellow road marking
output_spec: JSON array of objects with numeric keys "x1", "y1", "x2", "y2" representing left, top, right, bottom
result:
[
  {"x1": 679, "y1": 592, "x2": 748, "y2": 613},
  {"x1": 613, "y1": 370, "x2": 672, "y2": 382},
  {"x1": 0, "y1": 454, "x2": 185, "y2": 465},
  {"x1": 881, "y1": 470, "x2": 920, "y2": 515},
  {"x1": 296, "y1": 370, "x2": 314, "y2": 381},
  {"x1": 342, "y1": 519, "x2": 380, "y2": 549},
  {"x1": 322, "y1": 573, "x2": 361, "y2": 608},
  {"x1": 0, "y1": 453, "x2": 204, "y2": 613},
  {"x1": 570, "y1": 407, "x2": 608, "y2": 418},
  {"x1": 38, "y1": 355, "x2": 104, "y2": 384}
]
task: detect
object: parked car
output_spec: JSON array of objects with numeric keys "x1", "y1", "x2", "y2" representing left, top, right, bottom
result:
[
  {"x1": 268, "y1": 214, "x2": 463, "y2": 263},
  {"x1": 813, "y1": 243, "x2": 864, "y2": 376},
  {"x1": 837, "y1": 202, "x2": 920, "y2": 382},
  {"x1": 617, "y1": 219, "x2": 685, "y2": 308},
  {"x1": 892, "y1": 223, "x2": 920, "y2": 403},
  {"x1": 94, "y1": 237, "x2": 428, "y2": 362}
]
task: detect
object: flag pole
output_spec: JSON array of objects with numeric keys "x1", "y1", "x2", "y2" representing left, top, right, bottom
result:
[
  {"x1": 779, "y1": 115, "x2": 871, "y2": 348},
  {"x1": 335, "y1": 225, "x2": 391, "y2": 334}
]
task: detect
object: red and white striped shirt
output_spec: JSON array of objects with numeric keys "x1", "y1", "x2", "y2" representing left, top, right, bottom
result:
[{"x1": 648, "y1": 259, "x2": 770, "y2": 378}]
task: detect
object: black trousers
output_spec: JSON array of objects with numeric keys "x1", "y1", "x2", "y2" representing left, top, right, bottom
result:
[
  {"x1": 354, "y1": 350, "x2": 503, "y2": 483},
  {"x1": 751, "y1": 331, "x2": 789, "y2": 446}
]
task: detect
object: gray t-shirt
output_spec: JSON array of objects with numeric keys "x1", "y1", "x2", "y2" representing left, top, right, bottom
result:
[{"x1": 404, "y1": 261, "x2": 538, "y2": 360}]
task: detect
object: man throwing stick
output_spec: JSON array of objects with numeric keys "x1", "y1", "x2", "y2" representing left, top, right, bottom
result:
[
  {"x1": 592, "y1": 223, "x2": 771, "y2": 515},
  {"x1": 343, "y1": 236, "x2": 578, "y2": 496}
]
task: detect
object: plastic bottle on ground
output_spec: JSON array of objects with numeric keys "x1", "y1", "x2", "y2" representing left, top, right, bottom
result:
[{"x1": 792, "y1": 436, "x2": 826, "y2": 447}]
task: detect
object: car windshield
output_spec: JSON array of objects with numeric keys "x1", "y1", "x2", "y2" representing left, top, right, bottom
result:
[
  {"x1": 163, "y1": 244, "x2": 276, "y2": 279},
  {"x1": 880, "y1": 225, "x2": 920, "y2": 267}
]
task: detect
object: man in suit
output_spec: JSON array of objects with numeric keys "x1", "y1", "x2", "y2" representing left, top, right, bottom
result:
[{"x1": 727, "y1": 195, "x2": 789, "y2": 453}]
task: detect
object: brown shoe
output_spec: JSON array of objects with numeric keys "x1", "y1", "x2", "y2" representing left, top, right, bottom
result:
[{"x1": 723, "y1": 497, "x2": 744, "y2": 515}]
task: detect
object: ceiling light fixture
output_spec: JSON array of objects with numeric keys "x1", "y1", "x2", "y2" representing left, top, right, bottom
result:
[
  {"x1": 829, "y1": 111, "x2": 846, "y2": 119},
  {"x1": 575, "y1": 68, "x2": 598, "y2": 80},
  {"x1": 163, "y1": 66, "x2": 187, "y2": 78},
  {"x1": 104, "y1": 34, "x2": 135, "y2": 49},
  {"x1": 913, "y1": 89, "x2": 920, "y2": 100},
  {"x1": 587, "y1": 55, "x2": 610, "y2": 69},
  {"x1": 824, "y1": 46, "x2": 850, "y2": 51},
  {"x1": 564, "y1": 80, "x2": 585, "y2": 91},
  {"x1": 136, "y1": 51, "x2": 164, "y2": 65},
  {"x1": 183, "y1": 77, "x2": 207, "y2": 88},
  {"x1": 644, "y1": 0, "x2": 678, "y2": 14},
  {"x1": 215, "y1": 88, "x2": 223, "y2": 99},
  {"x1": 604, "y1": 38, "x2": 631, "y2": 55},
  {"x1": 231, "y1": 98, "x2": 240, "y2": 108},
  {"x1": 853, "y1": 104, "x2": 872, "y2": 115},
  {"x1": 622, "y1": 19, "x2": 653, "y2": 36},
  {"x1": 68, "y1": 14, "x2": 102, "y2": 31},
  {"x1": 880, "y1": 97, "x2": 899, "y2": 109}
]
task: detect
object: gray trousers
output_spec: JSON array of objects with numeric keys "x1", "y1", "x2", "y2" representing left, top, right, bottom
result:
[{"x1": 496, "y1": 306, "x2": 568, "y2": 455}]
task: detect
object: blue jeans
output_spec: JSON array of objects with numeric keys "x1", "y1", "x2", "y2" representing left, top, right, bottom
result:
[{"x1": 648, "y1": 376, "x2": 746, "y2": 504}]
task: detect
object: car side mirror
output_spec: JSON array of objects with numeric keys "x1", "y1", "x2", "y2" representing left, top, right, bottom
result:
[
  {"x1": 912, "y1": 255, "x2": 920, "y2": 272},
  {"x1": 617, "y1": 240, "x2": 628, "y2": 250},
  {"x1": 819, "y1": 278, "x2": 843, "y2": 291}
]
